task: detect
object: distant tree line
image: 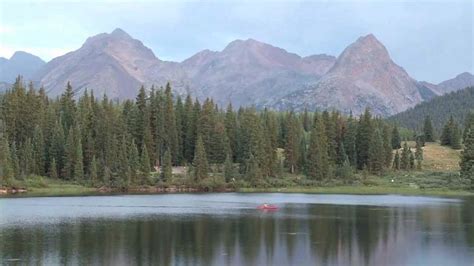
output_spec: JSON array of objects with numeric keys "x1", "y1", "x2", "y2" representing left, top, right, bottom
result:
[
  {"x1": 388, "y1": 87, "x2": 474, "y2": 134},
  {"x1": 0, "y1": 77, "x2": 472, "y2": 189}
]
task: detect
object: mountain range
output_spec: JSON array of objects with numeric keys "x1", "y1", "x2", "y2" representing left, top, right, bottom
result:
[
  {"x1": 0, "y1": 51, "x2": 45, "y2": 83},
  {"x1": 1, "y1": 28, "x2": 473, "y2": 116}
]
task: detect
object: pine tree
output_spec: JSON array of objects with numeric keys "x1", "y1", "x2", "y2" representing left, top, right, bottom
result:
[
  {"x1": 302, "y1": 108, "x2": 311, "y2": 132},
  {"x1": 415, "y1": 138, "x2": 423, "y2": 170},
  {"x1": 246, "y1": 154, "x2": 261, "y2": 186},
  {"x1": 163, "y1": 83, "x2": 179, "y2": 164},
  {"x1": 49, "y1": 158, "x2": 58, "y2": 179},
  {"x1": 409, "y1": 151, "x2": 415, "y2": 170},
  {"x1": 0, "y1": 135, "x2": 14, "y2": 184},
  {"x1": 382, "y1": 124, "x2": 393, "y2": 168},
  {"x1": 368, "y1": 129, "x2": 385, "y2": 174},
  {"x1": 400, "y1": 142, "x2": 410, "y2": 170},
  {"x1": 393, "y1": 151, "x2": 400, "y2": 170},
  {"x1": 19, "y1": 138, "x2": 34, "y2": 178},
  {"x1": 391, "y1": 125, "x2": 401, "y2": 149},
  {"x1": 356, "y1": 108, "x2": 373, "y2": 169},
  {"x1": 128, "y1": 140, "x2": 140, "y2": 184},
  {"x1": 10, "y1": 141, "x2": 20, "y2": 179},
  {"x1": 140, "y1": 144, "x2": 151, "y2": 184},
  {"x1": 307, "y1": 116, "x2": 329, "y2": 180},
  {"x1": 451, "y1": 126, "x2": 462, "y2": 150},
  {"x1": 460, "y1": 125, "x2": 474, "y2": 189},
  {"x1": 32, "y1": 126, "x2": 45, "y2": 176},
  {"x1": 224, "y1": 154, "x2": 234, "y2": 182},
  {"x1": 423, "y1": 116, "x2": 435, "y2": 142},
  {"x1": 103, "y1": 166, "x2": 111, "y2": 187},
  {"x1": 285, "y1": 112, "x2": 300, "y2": 173},
  {"x1": 89, "y1": 155, "x2": 98, "y2": 185},
  {"x1": 193, "y1": 135, "x2": 208, "y2": 182},
  {"x1": 175, "y1": 96, "x2": 185, "y2": 164},
  {"x1": 60, "y1": 82, "x2": 76, "y2": 131},
  {"x1": 63, "y1": 127, "x2": 75, "y2": 179},
  {"x1": 224, "y1": 103, "x2": 237, "y2": 160},
  {"x1": 184, "y1": 99, "x2": 200, "y2": 163},
  {"x1": 74, "y1": 135, "x2": 84, "y2": 181},
  {"x1": 161, "y1": 148, "x2": 172, "y2": 182},
  {"x1": 343, "y1": 113, "x2": 357, "y2": 166},
  {"x1": 49, "y1": 121, "x2": 65, "y2": 178},
  {"x1": 463, "y1": 112, "x2": 474, "y2": 143},
  {"x1": 441, "y1": 116, "x2": 461, "y2": 149}
]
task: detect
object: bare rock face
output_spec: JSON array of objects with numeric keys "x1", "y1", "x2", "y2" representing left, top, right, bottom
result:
[
  {"x1": 272, "y1": 34, "x2": 424, "y2": 116},
  {"x1": 181, "y1": 39, "x2": 335, "y2": 107},
  {"x1": 35, "y1": 28, "x2": 189, "y2": 100}
]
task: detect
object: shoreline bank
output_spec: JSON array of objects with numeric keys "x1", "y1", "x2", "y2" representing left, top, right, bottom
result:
[{"x1": 1, "y1": 184, "x2": 472, "y2": 198}]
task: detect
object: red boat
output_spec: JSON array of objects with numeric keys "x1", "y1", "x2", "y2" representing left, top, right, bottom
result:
[{"x1": 257, "y1": 204, "x2": 279, "y2": 210}]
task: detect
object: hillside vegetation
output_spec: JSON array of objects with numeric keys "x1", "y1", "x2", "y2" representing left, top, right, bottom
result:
[{"x1": 388, "y1": 87, "x2": 474, "y2": 132}]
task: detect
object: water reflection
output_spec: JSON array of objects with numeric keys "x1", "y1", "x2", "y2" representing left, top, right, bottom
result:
[{"x1": 0, "y1": 195, "x2": 473, "y2": 265}]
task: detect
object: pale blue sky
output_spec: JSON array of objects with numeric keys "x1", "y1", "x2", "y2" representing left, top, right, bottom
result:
[{"x1": 0, "y1": 0, "x2": 472, "y2": 83}]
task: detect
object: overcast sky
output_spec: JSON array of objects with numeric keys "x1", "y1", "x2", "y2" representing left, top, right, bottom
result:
[{"x1": 0, "y1": 0, "x2": 472, "y2": 83}]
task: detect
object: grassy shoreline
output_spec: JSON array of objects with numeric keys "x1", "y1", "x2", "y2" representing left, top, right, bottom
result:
[
  {"x1": 237, "y1": 186, "x2": 473, "y2": 197},
  {"x1": 3, "y1": 183, "x2": 472, "y2": 198}
]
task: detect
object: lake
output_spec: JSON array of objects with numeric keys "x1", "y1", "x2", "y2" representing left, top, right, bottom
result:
[{"x1": 0, "y1": 193, "x2": 473, "y2": 265}]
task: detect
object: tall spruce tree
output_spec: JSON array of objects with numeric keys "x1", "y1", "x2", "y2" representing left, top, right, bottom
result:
[
  {"x1": 224, "y1": 154, "x2": 234, "y2": 182},
  {"x1": 163, "y1": 83, "x2": 179, "y2": 164},
  {"x1": 89, "y1": 155, "x2": 98, "y2": 185},
  {"x1": 441, "y1": 116, "x2": 461, "y2": 149},
  {"x1": 285, "y1": 112, "x2": 300, "y2": 173},
  {"x1": 463, "y1": 112, "x2": 474, "y2": 143},
  {"x1": 415, "y1": 138, "x2": 423, "y2": 170},
  {"x1": 423, "y1": 116, "x2": 435, "y2": 142},
  {"x1": 391, "y1": 125, "x2": 401, "y2": 149},
  {"x1": 0, "y1": 134, "x2": 14, "y2": 184},
  {"x1": 307, "y1": 116, "x2": 329, "y2": 180},
  {"x1": 140, "y1": 144, "x2": 151, "y2": 184},
  {"x1": 356, "y1": 108, "x2": 373, "y2": 169},
  {"x1": 344, "y1": 113, "x2": 357, "y2": 166},
  {"x1": 409, "y1": 151, "x2": 415, "y2": 170},
  {"x1": 193, "y1": 135, "x2": 208, "y2": 182},
  {"x1": 460, "y1": 125, "x2": 474, "y2": 189},
  {"x1": 49, "y1": 158, "x2": 58, "y2": 179},
  {"x1": 161, "y1": 148, "x2": 172, "y2": 182},
  {"x1": 73, "y1": 135, "x2": 84, "y2": 181},
  {"x1": 368, "y1": 129, "x2": 385, "y2": 174},
  {"x1": 393, "y1": 151, "x2": 400, "y2": 170},
  {"x1": 400, "y1": 142, "x2": 410, "y2": 170},
  {"x1": 382, "y1": 124, "x2": 393, "y2": 168}
]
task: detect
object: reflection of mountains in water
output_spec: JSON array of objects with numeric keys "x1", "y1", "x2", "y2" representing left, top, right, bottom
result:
[{"x1": 0, "y1": 195, "x2": 473, "y2": 265}]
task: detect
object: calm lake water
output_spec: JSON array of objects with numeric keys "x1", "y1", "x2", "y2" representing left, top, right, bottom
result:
[{"x1": 0, "y1": 193, "x2": 473, "y2": 265}]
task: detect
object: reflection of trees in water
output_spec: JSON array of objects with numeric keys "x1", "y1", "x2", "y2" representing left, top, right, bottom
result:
[
  {"x1": 462, "y1": 198, "x2": 474, "y2": 247},
  {"x1": 0, "y1": 201, "x2": 473, "y2": 265}
]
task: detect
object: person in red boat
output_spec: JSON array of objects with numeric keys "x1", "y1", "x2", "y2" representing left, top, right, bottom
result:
[{"x1": 258, "y1": 203, "x2": 278, "y2": 210}]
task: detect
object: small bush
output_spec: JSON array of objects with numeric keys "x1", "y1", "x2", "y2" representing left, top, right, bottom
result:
[
  {"x1": 25, "y1": 175, "x2": 49, "y2": 188},
  {"x1": 199, "y1": 176, "x2": 226, "y2": 191}
]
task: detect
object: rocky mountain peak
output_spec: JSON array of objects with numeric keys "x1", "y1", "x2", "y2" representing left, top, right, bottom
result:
[
  {"x1": 334, "y1": 34, "x2": 391, "y2": 70},
  {"x1": 110, "y1": 28, "x2": 131, "y2": 38},
  {"x1": 0, "y1": 51, "x2": 45, "y2": 83},
  {"x1": 437, "y1": 71, "x2": 474, "y2": 93}
]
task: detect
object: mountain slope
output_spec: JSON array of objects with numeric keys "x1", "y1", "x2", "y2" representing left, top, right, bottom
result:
[
  {"x1": 181, "y1": 39, "x2": 335, "y2": 107},
  {"x1": 437, "y1": 72, "x2": 474, "y2": 93},
  {"x1": 0, "y1": 51, "x2": 45, "y2": 83},
  {"x1": 388, "y1": 86, "x2": 474, "y2": 132},
  {"x1": 35, "y1": 28, "x2": 188, "y2": 99},
  {"x1": 271, "y1": 34, "x2": 423, "y2": 116}
]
